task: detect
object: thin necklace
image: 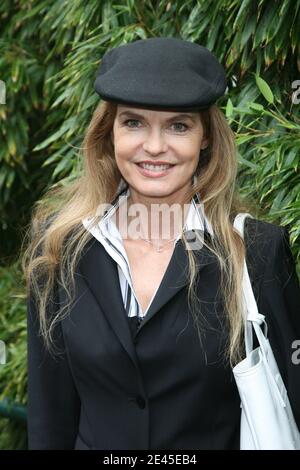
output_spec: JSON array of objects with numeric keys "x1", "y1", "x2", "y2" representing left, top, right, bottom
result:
[
  {"x1": 126, "y1": 198, "x2": 181, "y2": 252},
  {"x1": 137, "y1": 235, "x2": 178, "y2": 252}
]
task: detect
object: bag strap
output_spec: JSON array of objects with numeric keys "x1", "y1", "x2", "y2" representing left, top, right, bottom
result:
[
  {"x1": 233, "y1": 214, "x2": 288, "y2": 408},
  {"x1": 233, "y1": 213, "x2": 268, "y2": 356}
]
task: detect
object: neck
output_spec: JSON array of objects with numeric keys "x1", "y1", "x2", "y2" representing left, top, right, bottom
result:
[{"x1": 124, "y1": 185, "x2": 192, "y2": 241}]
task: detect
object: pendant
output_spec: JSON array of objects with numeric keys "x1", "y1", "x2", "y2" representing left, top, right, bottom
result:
[{"x1": 156, "y1": 245, "x2": 163, "y2": 252}]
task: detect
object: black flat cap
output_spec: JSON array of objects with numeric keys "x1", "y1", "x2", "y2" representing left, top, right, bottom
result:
[{"x1": 94, "y1": 37, "x2": 227, "y2": 111}]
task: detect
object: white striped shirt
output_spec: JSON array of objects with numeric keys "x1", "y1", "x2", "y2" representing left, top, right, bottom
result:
[{"x1": 82, "y1": 183, "x2": 214, "y2": 324}]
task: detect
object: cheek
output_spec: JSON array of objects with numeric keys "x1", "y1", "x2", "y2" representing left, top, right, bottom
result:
[
  {"x1": 113, "y1": 139, "x2": 137, "y2": 176},
  {"x1": 113, "y1": 134, "x2": 139, "y2": 161},
  {"x1": 174, "y1": 139, "x2": 201, "y2": 163}
]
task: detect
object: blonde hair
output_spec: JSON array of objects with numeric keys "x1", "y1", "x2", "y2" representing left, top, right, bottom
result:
[{"x1": 21, "y1": 100, "x2": 260, "y2": 367}]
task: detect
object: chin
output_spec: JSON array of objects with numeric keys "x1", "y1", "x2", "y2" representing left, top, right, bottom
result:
[{"x1": 132, "y1": 184, "x2": 177, "y2": 197}]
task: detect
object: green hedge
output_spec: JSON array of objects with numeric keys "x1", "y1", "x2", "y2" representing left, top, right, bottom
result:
[
  {"x1": 0, "y1": 0, "x2": 299, "y2": 449},
  {"x1": 0, "y1": 264, "x2": 27, "y2": 449}
]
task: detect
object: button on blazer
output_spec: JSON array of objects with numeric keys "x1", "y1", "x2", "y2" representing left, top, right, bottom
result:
[{"x1": 26, "y1": 217, "x2": 300, "y2": 450}]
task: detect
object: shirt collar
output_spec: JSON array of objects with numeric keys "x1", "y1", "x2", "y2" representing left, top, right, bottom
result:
[{"x1": 82, "y1": 181, "x2": 214, "y2": 241}]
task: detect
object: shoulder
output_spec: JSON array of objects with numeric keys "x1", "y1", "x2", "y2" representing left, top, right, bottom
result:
[
  {"x1": 243, "y1": 216, "x2": 289, "y2": 256},
  {"x1": 244, "y1": 217, "x2": 298, "y2": 286},
  {"x1": 244, "y1": 216, "x2": 287, "y2": 244},
  {"x1": 242, "y1": 216, "x2": 293, "y2": 283}
]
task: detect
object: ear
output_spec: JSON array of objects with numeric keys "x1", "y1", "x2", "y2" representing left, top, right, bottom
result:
[{"x1": 200, "y1": 137, "x2": 209, "y2": 150}]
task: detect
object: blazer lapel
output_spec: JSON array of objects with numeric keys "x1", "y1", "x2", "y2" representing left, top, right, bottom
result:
[
  {"x1": 78, "y1": 231, "x2": 215, "y2": 369},
  {"x1": 79, "y1": 237, "x2": 140, "y2": 370},
  {"x1": 137, "y1": 231, "x2": 215, "y2": 331}
]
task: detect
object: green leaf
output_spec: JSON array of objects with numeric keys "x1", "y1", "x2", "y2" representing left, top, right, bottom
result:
[
  {"x1": 248, "y1": 102, "x2": 264, "y2": 111},
  {"x1": 262, "y1": 153, "x2": 276, "y2": 176},
  {"x1": 255, "y1": 75, "x2": 274, "y2": 104},
  {"x1": 285, "y1": 148, "x2": 298, "y2": 167},
  {"x1": 237, "y1": 153, "x2": 259, "y2": 169},
  {"x1": 240, "y1": 15, "x2": 256, "y2": 49},
  {"x1": 226, "y1": 98, "x2": 233, "y2": 117},
  {"x1": 233, "y1": 0, "x2": 253, "y2": 32},
  {"x1": 6, "y1": 170, "x2": 15, "y2": 188},
  {"x1": 236, "y1": 135, "x2": 255, "y2": 145},
  {"x1": 271, "y1": 188, "x2": 286, "y2": 211},
  {"x1": 32, "y1": 127, "x2": 67, "y2": 151},
  {"x1": 52, "y1": 156, "x2": 72, "y2": 178},
  {"x1": 33, "y1": 117, "x2": 77, "y2": 151}
]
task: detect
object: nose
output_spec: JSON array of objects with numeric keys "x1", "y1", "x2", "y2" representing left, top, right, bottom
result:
[{"x1": 142, "y1": 128, "x2": 168, "y2": 155}]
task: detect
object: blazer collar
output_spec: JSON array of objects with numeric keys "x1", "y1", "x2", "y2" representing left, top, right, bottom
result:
[{"x1": 78, "y1": 231, "x2": 216, "y2": 371}]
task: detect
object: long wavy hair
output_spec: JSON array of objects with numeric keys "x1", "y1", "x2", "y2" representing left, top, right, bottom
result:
[{"x1": 21, "y1": 100, "x2": 261, "y2": 367}]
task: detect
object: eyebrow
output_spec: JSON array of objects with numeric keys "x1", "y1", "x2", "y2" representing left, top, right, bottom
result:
[{"x1": 118, "y1": 110, "x2": 198, "y2": 123}]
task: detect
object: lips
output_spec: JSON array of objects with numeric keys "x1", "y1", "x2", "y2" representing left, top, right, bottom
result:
[
  {"x1": 137, "y1": 162, "x2": 173, "y2": 171},
  {"x1": 136, "y1": 161, "x2": 175, "y2": 166},
  {"x1": 135, "y1": 161, "x2": 175, "y2": 178}
]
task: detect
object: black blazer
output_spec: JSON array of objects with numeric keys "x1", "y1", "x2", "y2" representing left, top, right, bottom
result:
[{"x1": 26, "y1": 217, "x2": 300, "y2": 450}]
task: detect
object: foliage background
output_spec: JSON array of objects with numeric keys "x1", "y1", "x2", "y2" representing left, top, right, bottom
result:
[{"x1": 0, "y1": 0, "x2": 299, "y2": 449}]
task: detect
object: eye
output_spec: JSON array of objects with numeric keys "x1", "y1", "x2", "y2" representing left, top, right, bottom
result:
[
  {"x1": 123, "y1": 119, "x2": 189, "y2": 132},
  {"x1": 124, "y1": 119, "x2": 141, "y2": 128},
  {"x1": 171, "y1": 122, "x2": 189, "y2": 133}
]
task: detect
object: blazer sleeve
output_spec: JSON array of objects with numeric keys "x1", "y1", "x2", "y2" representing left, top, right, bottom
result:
[
  {"x1": 258, "y1": 225, "x2": 300, "y2": 429},
  {"x1": 26, "y1": 279, "x2": 81, "y2": 449}
]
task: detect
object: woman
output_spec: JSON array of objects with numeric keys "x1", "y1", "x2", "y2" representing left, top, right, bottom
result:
[{"x1": 22, "y1": 37, "x2": 300, "y2": 450}]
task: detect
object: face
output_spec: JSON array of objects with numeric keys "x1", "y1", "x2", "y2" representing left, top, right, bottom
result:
[{"x1": 112, "y1": 105, "x2": 209, "y2": 204}]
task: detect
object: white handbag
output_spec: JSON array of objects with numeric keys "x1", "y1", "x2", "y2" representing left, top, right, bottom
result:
[{"x1": 232, "y1": 212, "x2": 300, "y2": 450}]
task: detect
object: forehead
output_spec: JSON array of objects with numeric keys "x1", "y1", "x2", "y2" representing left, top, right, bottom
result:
[{"x1": 116, "y1": 104, "x2": 200, "y2": 121}]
